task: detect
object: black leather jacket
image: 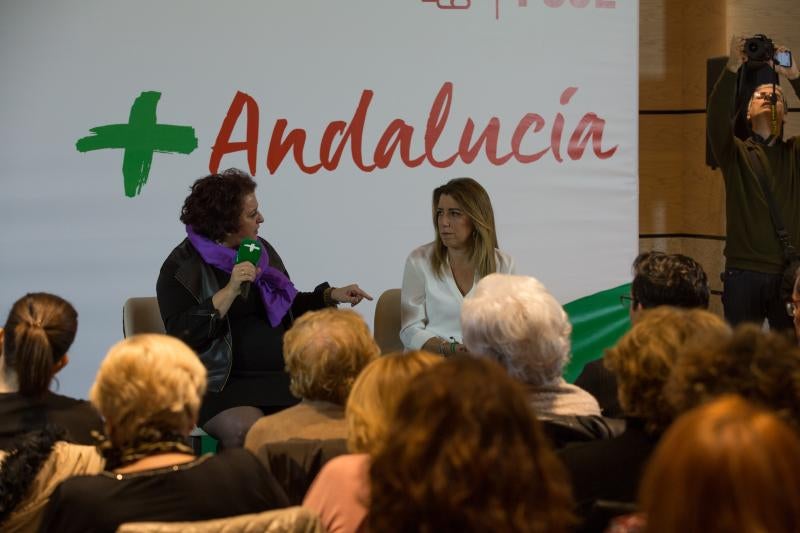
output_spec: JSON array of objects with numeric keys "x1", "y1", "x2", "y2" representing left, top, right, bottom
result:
[{"x1": 156, "y1": 238, "x2": 327, "y2": 392}]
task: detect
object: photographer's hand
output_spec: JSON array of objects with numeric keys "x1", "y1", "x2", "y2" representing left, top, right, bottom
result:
[
  {"x1": 775, "y1": 45, "x2": 799, "y2": 80},
  {"x1": 727, "y1": 35, "x2": 747, "y2": 73}
]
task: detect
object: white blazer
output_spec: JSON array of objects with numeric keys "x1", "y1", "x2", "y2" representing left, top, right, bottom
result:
[{"x1": 399, "y1": 242, "x2": 516, "y2": 350}]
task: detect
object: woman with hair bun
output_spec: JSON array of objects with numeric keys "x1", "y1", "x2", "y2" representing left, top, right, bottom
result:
[
  {"x1": 400, "y1": 177, "x2": 515, "y2": 354},
  {"x1": 0, "y1": 292, "x2": 102, "y2": 449}
]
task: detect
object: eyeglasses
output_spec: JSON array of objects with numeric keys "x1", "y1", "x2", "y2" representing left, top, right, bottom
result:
[
  {"x1": 619, "y1": 295, "x2": 635, "y2": 308},
  {"x1": 786, "y1": 300, "x2": 800, "y2": 317},
  {"x1": 753, "y1": 91, "x2": 784, "y2": 104}
]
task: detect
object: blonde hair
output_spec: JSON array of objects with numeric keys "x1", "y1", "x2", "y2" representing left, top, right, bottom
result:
[
  {"x1": 284, "y1": 308, "x2": 379, "y2": 405},
  {"x1": 90, "y1": 334, "x2": 207, "y2": 448},
  {"x1": 346, "y1": 351, "x2": 441, "y2": 455},
  {"x1": 604, "y1": 307, "x2": 730, "y2": 433},
  {"x1": 430, "y1": 177, "x2": 499, "y2": 279}
]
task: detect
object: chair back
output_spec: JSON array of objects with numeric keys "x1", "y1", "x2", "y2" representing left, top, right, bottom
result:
[
  {"x1": 254, "y1": 438, "x2": 348, "y2": 505},
  {"x1": 123, "y1": 297, "x2": 165, "y2": 338},
  {"x1": 117, "y1": 505, "x2": 324, "y2": 533},
  {"x1": 373, "y1": 288, "x2": 403, "y2": 353}
]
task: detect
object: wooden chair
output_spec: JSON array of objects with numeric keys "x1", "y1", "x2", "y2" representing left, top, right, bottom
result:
[
  {"x1": 121, "y1": 296, "x2": 215, "y2": 453},
  {"x1": 373, "y1": 288, "x2": 403, "y2": 354},
  {"x1": 122, "y1": 297, "x2": 165, "y2": 338}
]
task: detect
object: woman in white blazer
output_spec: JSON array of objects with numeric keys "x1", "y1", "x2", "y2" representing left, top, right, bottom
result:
[{"x1": 400, "y1": 177, "x2": 515, "y2": 354}]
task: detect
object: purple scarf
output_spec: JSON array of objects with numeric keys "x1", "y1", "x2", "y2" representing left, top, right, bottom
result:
[{"x1": 186, "y1": 226, "x2": 297, "y2": 327}]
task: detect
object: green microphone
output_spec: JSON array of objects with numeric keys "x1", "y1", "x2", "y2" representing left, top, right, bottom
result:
[{"x1": 235, "y1": 238, "x2": 262, "y2": 299}]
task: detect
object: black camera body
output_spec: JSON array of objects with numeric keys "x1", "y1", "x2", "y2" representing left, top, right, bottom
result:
[{"x1": 744, "y1": 34, "x2": 776, "y2": 63}]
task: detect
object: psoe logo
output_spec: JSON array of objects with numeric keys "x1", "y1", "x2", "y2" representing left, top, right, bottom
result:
[{"x1": 421, "y1": 0, "x2": 616, "y2": 20}]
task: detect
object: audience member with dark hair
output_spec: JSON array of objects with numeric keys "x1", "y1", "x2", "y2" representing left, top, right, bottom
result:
[
  {"x1": 0, "y1": 293, "x2": 102, "y2": 449},
  {"x1": 461, "y1": 274, "x2": 602, "y2": 423},
  {"x1": 39, "y1": 334, "x2": 289, "y2": 533},
  {"x1": 157, "y1": 169, "x2": 371, "y2": 448},
  {"x1": 244, "y1": 308, "x2": 379, "y2": 452},
  {"x1": 0, "y1": 427, "x2": 103, "y2": 533},
  {"x1": 303, "y1": 351, "x2": 442, "y2": 533},
  {"x1": 666, "y1": 323, "x2": 800, "y2": 429},
  {"x1": 629, "y1": 252, "x2": 710, "y2": 310},
  {"x1": 634, "y1": 396, "x2": 800, "y2": 533},
  {"x1": 558, "y1": 307, "x2": 730, "y2": 532},
  {"x1": 400, "y1": 177, "x2": 515, "y2": 354},
  {"x1": 575, "y1": 252, "x2": 710, "y2": 417},
  {"x1": 367, "y1": 356, "x2": 574, "y2": 533}
]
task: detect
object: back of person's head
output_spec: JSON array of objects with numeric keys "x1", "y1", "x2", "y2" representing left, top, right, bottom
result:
[
  {"x1": 604, "y1": 307, "x2": 730, "y2": 433},
  {"x1": 367, "y1": 356, "x2": 574, "y2": 533},
  {"x1": 283, "y1": 308, "x2": 379, "y2": 405},
  {"x1": 666, "y1": 324, "x2": 800, "y2": 429},
  {"x1": 345, "y1": 350, "x2": 441, "y2": 455},
  {"x1": 90, "y1": 334, "x2": 207, "y2": 449},
  {"x1": 631, "y1": 252, "x2": 710, "y2": 310},
  {"x1": 1, "y1": 293, "x2": 78, "y2": 397},
  {"x1": 639, "y1": 395, "x2": 800, "y2": 533},
  {"x1": 462, "y1": 273, "x2": 571, "y2": 387}
]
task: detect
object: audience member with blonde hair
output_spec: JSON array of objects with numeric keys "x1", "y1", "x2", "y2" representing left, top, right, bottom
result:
[
  {"x1": 367, "y1": 356, "x2": 574, "y2": 533},
  {"x1": 303, "y1": 351, "x2": 441, "y2": 533},
  {"x1": 0, "y1": 293, "x2": 102, "y2": 447},
  {"x1": 245, "y1": 309, "x2": 379, "y2": 452},
  {"x1": 400, "y1": 177, "x2": 515, "y2": 354},
  {"x1": 666, "y1": 323, "x2": 800, "y2": 429},
  {"x1": 462, "y1": 273, "x2": 600, "y2": 418},
  {"x1": 39, "y1": 334, "x2": 288, "y2": 533},
  {"x1": 558, "y1": 307, "x2": 730, "y2": 532},
  {"x1": 635, "y1": 395, "x2": 800, "y2": 533}
]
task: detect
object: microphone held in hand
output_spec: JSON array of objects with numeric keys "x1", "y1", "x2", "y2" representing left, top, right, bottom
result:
[{"x1": 235, "y1": 238, "x2": 262, "y2": 299}]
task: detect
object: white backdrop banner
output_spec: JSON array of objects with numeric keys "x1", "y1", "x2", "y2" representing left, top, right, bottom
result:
[{"x1": 0, "y1": 0, "x2": 638, "y2": 398}]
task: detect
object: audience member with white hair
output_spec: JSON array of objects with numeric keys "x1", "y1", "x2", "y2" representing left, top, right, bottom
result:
[{"x1": 461, "y1": 273, "x2": 600, "y2": 419}]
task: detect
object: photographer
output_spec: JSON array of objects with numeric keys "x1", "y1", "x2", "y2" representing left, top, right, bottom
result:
[{"x1": 708, "y1": 34, "x2": 800, "y2": 329}]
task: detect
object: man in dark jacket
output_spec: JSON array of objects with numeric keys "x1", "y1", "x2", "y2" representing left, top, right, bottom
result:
[
  {"x1": 708, "y1": 35, "x2": 800, "y2": 329},
  {"x1": 575, "y1": 252, "x2": 709, "y2": 417}
]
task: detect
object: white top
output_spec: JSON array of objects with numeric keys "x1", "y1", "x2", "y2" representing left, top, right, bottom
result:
[{"x1": 400, "y1": 242, "x2": 516, "y2": 350}]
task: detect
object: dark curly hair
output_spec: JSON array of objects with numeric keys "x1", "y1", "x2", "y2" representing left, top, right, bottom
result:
[
  {"x1": 665, "y1": 324, "x2": 800, "y2": 430},
  {"x1": 179, "y1": 168, "x2": 257, "y2": 242},
  {"x1": 631, "y1": 252, "x2": 710, "y2": 309},
  {"x1": 0, "y1": 426, "x2": 65, "y2": 525},
  {"x1": 366, "y1": 356, "x2": 574, "y2": 533}
]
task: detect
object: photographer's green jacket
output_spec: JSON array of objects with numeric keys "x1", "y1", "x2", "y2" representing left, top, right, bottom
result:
[{"x1": 708, "y1": 69, "x2": 800, "y2": 273}]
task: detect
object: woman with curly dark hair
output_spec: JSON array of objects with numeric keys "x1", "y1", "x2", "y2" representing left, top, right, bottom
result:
[
  {"x1": 156, "y1": 169, "x2": 371, "y2": 448},
  {"x1": 367, "y1": 356, "x2": 574, "y2": 533}
]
